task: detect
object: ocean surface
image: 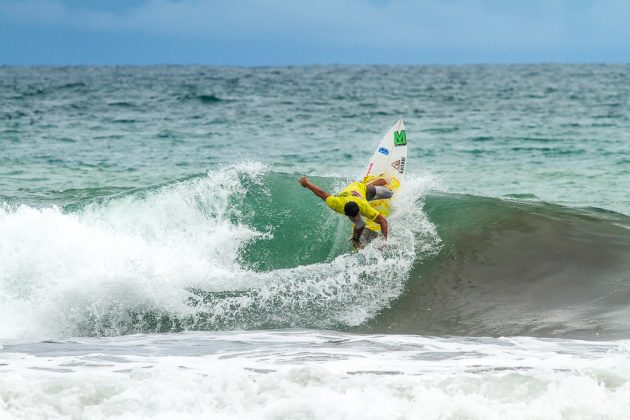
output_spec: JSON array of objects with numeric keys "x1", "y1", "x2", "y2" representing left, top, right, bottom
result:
[{"x1": 1, "y1": 64, "x2": 629, "y2": 419}]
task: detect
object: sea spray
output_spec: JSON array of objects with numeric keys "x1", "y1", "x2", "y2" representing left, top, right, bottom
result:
[
  {"x1": 0, "y1": 164, "x2": 439, "y2": 339},
  {"x1": 0, "y1": 163, "x2": 266, "y2": 338}
]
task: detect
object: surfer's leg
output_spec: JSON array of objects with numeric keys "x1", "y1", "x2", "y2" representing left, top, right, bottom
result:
[
  {"x1": 366, "y1": 185, "x2": 393, "y2": 201},
  {"x1": 366, "y1": 185, "x2": 375, "y2": 200}
]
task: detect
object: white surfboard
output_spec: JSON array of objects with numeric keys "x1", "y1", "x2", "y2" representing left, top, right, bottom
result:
[
  {"x1": 364, "y1": 119, "x2": 407, "y2": 180},
  {"x1": 360, "y1": 119, "x2": 407, "y2": 234}
]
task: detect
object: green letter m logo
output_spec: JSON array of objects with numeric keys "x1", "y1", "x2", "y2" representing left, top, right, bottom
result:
[{"x1": 394, "y1": 130, "x2": 407, "y2": 146}]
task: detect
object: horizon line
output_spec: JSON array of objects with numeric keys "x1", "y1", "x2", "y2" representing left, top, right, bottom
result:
[{"x1": 2, "y1": 61, "x2": 629, "y2": 68}]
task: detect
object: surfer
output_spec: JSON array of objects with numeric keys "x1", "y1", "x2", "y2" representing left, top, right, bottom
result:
[{"x1": 299, "y1": 176, "x2": 392, "y2": 249}]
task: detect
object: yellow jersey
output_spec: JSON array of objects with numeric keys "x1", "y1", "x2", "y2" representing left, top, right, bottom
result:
[{"x1": 324, "y1": 182, "x2": 380, "y2": 221}]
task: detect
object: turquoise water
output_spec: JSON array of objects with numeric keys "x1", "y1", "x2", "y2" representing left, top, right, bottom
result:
[
  {"x1": 2, "y1": 65, "x2": 629, "y2": 212},
  {"x1": 1, "y1": 65, "x2": 630, "y2": 419}
]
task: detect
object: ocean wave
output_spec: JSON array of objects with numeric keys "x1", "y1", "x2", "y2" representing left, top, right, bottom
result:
[
  {"x1": 0, "y1": 164, "x2": 436, "y2": 338},
  {"x1": 1, "y1": 166, "x2": 628, "y2": 340}
]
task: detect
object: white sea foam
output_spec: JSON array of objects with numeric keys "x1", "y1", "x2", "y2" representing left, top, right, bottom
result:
[
  {"x1": 1, "y1": 332, "x2": 630, "y2": 419},
  {"x1": 0, "y1": 163, "x2": 266, "y2": 339},
  {"x1": 0, "y1": 163, "x2": 439, "y2": 340}
]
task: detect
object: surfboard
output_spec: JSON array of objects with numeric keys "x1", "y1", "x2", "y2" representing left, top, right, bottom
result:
[{"x1": 360, "y1": 119, "x2": 407, "y2": 235}]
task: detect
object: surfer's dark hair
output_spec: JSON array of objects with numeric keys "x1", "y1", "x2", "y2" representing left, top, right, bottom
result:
[{"x1": 344, "y1": 202, "x2": 360, "y2": 217}]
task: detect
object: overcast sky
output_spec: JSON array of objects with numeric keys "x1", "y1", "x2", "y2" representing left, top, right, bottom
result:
[{"x1": 1, "y1": 0, "x2": 629, "y2": 65}]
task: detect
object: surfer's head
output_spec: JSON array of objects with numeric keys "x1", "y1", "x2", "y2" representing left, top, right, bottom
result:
[{"x1": 343, "y1": 202, "x2": 360, "y2": 218}]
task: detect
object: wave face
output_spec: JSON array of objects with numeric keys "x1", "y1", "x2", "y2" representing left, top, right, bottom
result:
[
  {"x1": 363, "y1": 194, "x2": 630, "y2": 339},
  {"x1": 1, "y1": 165, "x2": 629, "y2": 340}
]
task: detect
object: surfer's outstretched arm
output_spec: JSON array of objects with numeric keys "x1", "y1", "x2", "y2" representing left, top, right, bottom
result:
[
  {"x1": 375, "y1": 214, "x2": 388, "y2": 240},
  {"x1": 299, "y1": 176, "x2": 330, "y2": 201}
]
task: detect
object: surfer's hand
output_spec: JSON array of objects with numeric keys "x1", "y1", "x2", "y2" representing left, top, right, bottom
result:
[{"x1": 299, "y1": 176, "x2": 310, "y2": 187}]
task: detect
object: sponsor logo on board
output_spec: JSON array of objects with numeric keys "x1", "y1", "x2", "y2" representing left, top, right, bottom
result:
[
  {"x1": 378, "y1": 147, "x2": 389, "y2": 156},
  {"x1": 394, "y1": 130, "x2": 407, "y2": 146},
  {"x1": 391, "y1": 157, "x2": 406, "y2": 174},
  {"x1": 365, "y1": 162, "x2": 374, "y2": 177}
]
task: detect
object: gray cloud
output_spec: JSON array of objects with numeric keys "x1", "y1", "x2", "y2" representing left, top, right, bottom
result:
[{"x1": 2, "y1": 0, "x2": 629, "y2": 52}]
